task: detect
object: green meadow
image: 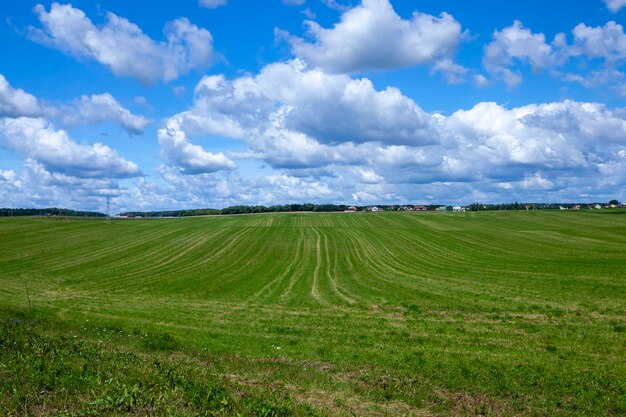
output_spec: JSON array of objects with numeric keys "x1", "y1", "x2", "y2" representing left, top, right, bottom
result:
[{"x1": 1, "y1": 211, "x2": 625, "y2": 416}]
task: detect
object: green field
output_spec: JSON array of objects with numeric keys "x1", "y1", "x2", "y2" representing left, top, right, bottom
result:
[{"x1": 1, "y1": 211, "x2": 625, "y2": 416}]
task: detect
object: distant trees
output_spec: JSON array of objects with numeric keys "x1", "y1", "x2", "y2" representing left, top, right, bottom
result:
[
  {"x1": 0, "y1": 208, "x2": 106, "y2": 217},
  {"x1": 467, "y1": 202, "x2": 523, "y2": 211},
  {"x1": 220, "y1": 204, "x2": 348, "y2": 215},
  {"x1": 5, "y1": 200, "x2": 622, "y2": 219},
  {"x1": 120, "y1": 204, "x2": 353, "y2": 218}
]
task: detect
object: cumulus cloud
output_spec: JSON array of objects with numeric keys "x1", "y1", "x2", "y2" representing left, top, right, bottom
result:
[
  {"x1": 0, "y1": 74, "x2": 150, "y2": 134},
  {"x1": 605, "y1": 0, "x2": 626, "y2": 12},
  {"x1": 0, "y1": 76, "x2": 146, "y2": 208},
  {"x1": 188, "y1": 59, "x2": 439, "y2": 147},
  {"x1": 437, "y1": 100, "x2": 626, "y2": 191},
  {"x1": 280, "y1": 0, "x2": 463, "y2": 73},
  {"x1": 28, "y1": 3, "x2": 214, "y2": 84},
  {"x1": 60, "y1": 94, "x2": 150, "y2": 135},
  {"x1": 6, "y1": 65, "x2": 622, "y2": 209},
  {"x1": 0, "y1": 75, "x2": 42, "y2": 117},
  {"x1": 0, "y1": 158, "x2": 125, "y2": 211},
  {"x1": 0, "y1": 117, "x2": 141, "y2": 178},
  {"x1": 352, "y1": 167, "x2": 384, "y2": 184},
  {"x1": 100, "y1": 166, "x2": 345, "y2": 212},
  {"x1": 157, "y1": 59, "x2": 450, "y2": 179},
  {"x1": 484, "y1": 20, "x2": 626, "y2": 91},
  {"x1": 571, "y1": 21, "x2": 626, "y2": 61},
  {"x1": 155, "y1": 60, "x2": 626, "y2": 206},
  {"x1": 483, "y1": 20, "x2": 563, "y2": 87},
  {"x1": 448, "y1": 102, "x2": 582, "y2": 173},
  {"x1": 560, "y1": 21, "x2": 626, "y2": 92},
  {"x1": 263, "y1": 174, "x2": 338, "y2": 200},
  {"x1": 158, "y1": 117, "x2": 236, "y2": 174}
]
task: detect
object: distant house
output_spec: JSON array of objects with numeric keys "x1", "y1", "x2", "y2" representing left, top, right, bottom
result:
[
  {"x1": 345, "y1": 206, "x2": 357, "y2": 212},
  {"x1": 559, "y1": 206, "x2": 568, "y2": 210},
  {"x1": 572, "y1": 205, "x2": 581, "y2": 210},
  {"x1": 371, "y1": 206, "x2": 381, "y2": 212},
  {"x1": 436, "y1": 206, "x2": 447, "y2": 212},
  {"x1": 453, "y1": 206, "x2": 464, "y2": 212},
  {"x1": 414, "y1": 205, "x2": 427, "y2": 211},
  {"x1": 593, "y1": 204, "x2": 602, "y2": 209}
]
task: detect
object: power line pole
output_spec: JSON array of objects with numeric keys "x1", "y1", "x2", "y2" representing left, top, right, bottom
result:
[{"x1": 106, "y1": 196, "x2": 111, "y2": 219}]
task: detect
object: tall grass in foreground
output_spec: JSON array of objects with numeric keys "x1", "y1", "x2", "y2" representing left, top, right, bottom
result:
[{"x1": 0, "y1": 310, "x2": 314, "y2": 416}]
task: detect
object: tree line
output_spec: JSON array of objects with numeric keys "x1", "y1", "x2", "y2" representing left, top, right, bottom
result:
[
  {"x1": 121, "y1": 204, "x2": 442, "y2": 217},
  {"x1": 121, "y1": 201, "x2": 623, "y2": 217},
  {"x1": 2, "y1": 200, "x2": 621, "y2": 219},
  {"x1": 119, "y1": 204, "x2": 353, "y2": 217},
  {"x1": 0, "y1": 208, "x2": 106, "y2": 217}
]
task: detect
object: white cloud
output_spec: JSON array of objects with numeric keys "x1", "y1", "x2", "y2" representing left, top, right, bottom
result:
[
  {"x1": 0, "y1": 169, "x2": 17, "y2": 183},
  {"x1": 157, "y1": 59, "x2": 452, "y2": 181},
  {"x1": 60, "y1": 94, "x2": 150, "y2": 135},
  {"x1": 5, "y1": 65, "x2": 621, "y2": 210},
  {"x1": 0, "y1": 74, "x2": 41, "y2": 117},
  {"x1": 442, "y1": 100, "x2": 626, "y2": 187},
  {"x1": 352, "y1": 167, "x2": 383, "y2": 184},
  {"x1": 431, "y1": 59, "x2": 469, "y2": 84},
  {"x1": 103, "y1": 166, "x2": 345, "y2": 212},
  {"x1": 484, "y1": 20, "x2": 626, "y2": 91},
  {"x1": 281, "y1": 0, "x2": 463, "y2": 73},
  {"x1": 0, "y1": 158, "x2": 126, "y2": 211},
  {"x1": 158, "y1": 117, "x2": 236, "y2": 174},
  {"x1": 263, "y1": 174, "x2": 338, "y2": 200},
  {"x1": 189, "y1": 59, "x2": 439, "y2": 147},
  {"x1": 522, "y1": 173, "x2": 553, "y2": 190},
  {"x1": 199, "y1": 0, "x2": 227, "y2": 8},
  {"x1": 28, "y1": 3, "x2": 215, "y2": 84},
  {"x1": 605, "y1": 0, "x2": 626, "y2": 12},
  {"x1": 0, "y1": 117, "x2": 141, "y2": 178},
  {"x1": 0, "y1": 74, "x2": 150, "y2": 134},
  {"x1": 561, "y1": 68, "x2": 625, "y2": 90},
  {"x1": 571, "y1": 21, "x2": 626, "y2": 62},
  {"x1": 154, "y1": 59, "x2": 626, "y2": 207},
  {"x1": 483, "y1": 21, "x2": 561, "y2": 88}
]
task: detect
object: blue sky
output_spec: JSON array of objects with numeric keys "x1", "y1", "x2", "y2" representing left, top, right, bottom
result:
[{"x1": 1, "y1": 0, "x2": 626, "y2": 212}]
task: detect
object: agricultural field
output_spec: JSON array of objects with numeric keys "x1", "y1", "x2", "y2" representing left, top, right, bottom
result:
[{"x1": 0, "y1": 211, "x2": 625, "y2": 416}]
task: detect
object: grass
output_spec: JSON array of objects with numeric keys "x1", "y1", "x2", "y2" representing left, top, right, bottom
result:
[{"x1": 0, "y1": 210, "x2": 625, "y2": 416}]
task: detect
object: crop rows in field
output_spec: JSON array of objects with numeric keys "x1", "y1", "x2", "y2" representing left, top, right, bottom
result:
[
  {"x1": 1, "y1": 211, "x2": 625, "y2": 310},
  {"x1": 1, "y1": 211, "x2": 625, "y2": 415}
]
